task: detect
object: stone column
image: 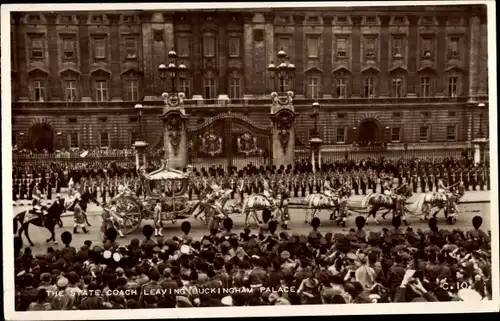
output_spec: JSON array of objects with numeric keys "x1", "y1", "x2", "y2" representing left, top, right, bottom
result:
[
  {"x1": 477, "y1": 15, "x2": 488, "y2": 95},
  {"x1": 152, "y1": 13, "x2": 166, "y2": 96},
  {"x1": 191, "y1": 14, "x2": 202, "y2": 96},
  {"x1": 294, "y1": 15, "x2": 305, "y2": 94},
  {"x1": 271, "y1": 92, "x2": 296, "y2": 167},
  {"x1": 45, "y1": 13, "x2": 61, "y2": 100},
  {"x1": 407, "y1": 16, "x2": 418, "y2": 96},
  {"x1": 468, "y1": 15, "x2": 481, "y2": 99},
  {"x1": 108, "y1": 14, "x2": 122, "y2": 101},
  {"x1": 243, "y1": 13, "x2": 254, "y2": 95},
  {"x1": 139, "y1": 12, "x2": 154, "y2": 99},
  {"x1": 264, "y1": 13, "x2": 274, "y2": 94},
  {"x1": 13, "y1": 13, "x2": 29, "y2": 100},
  {"x1": 436, "y1": 17, "x2": 447, "y2": 95},
  {"x1": 379, "y1": 15, "x2": 390, "y2": 97},
  {"x1": 77, "y1": 14, "x2": 91, "y2": 101},
  {"x1": 351, "y1": 16, "x2": 362, "y2": 97},
  {"x1": 322, "y1": 15, "x2": 333, "y2": 94}
]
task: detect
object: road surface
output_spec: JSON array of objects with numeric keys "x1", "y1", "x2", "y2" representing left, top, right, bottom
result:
[{"x1": 11, "y1": 197, "x2": 491, "y2": 255}]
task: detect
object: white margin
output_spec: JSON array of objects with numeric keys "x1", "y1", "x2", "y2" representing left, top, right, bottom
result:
[{"x1": 1, "y1": 1, "x2": 499, "y2": 320}]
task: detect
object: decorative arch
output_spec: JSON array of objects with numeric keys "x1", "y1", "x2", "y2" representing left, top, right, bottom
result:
[
  {"x1": 389, "y1": 66, "x2": 408, "y2": 74},
  {"x1": 418, "y1": 66, "x2": 437, "y2": 74},
  {"x1": 27, "y1": 119, "x2": 55, "y2": 152},
  {"x1": 355, "y1": 115, "x2": 383, "y2": 144},
  {"x1": 305, "y1": 67, "x2": 323, "y2": 74},
  {"x1": 188, "y1": 113, "x2": 271, "y2": 134},
  {"x1": 121, "y1": 68, "x2": 143, "y2": 76},
  {"x1": 361, "y1": 66, "x2": 380, "y2": 74},
  {"x1": 332, "y1": 66, "x2": 352, "y2": 75}
]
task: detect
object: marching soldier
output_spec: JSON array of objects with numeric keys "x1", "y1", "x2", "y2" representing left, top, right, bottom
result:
[
  {"x1": 420, "y1": 172, "x2": 426, "y2": 193},
  {"x1": 463, "y1": 168, "x2": 469, "y2": 191},
  {"x1": 308, "y1": 173, "x2": 314, "y2": 196},
  {"x1": 293, "y1": 172, "x2": 300, "y2": 197},
  {"x1": 360, "y1": 173, "x2": 367, "y2": 195},
  {"x1": 154, "y1": 199, "x2": 163, "y2": 237},
  {"x1": 478, "y1": 167, "x2": 485, "y2": 191},
  {"x1": 238, "y1": 172, "x2": 245, "y2": 204},
  {"x1": 428, "y1": 172, "x2": 434, "y2": 192},
  {"x1": 73, "y1": 196, "x2": 89, "y2": 234},
  {"x1": 300, "y1": 173, "x2": 307, "y2": 197},
  {"x1": 411, "y1": 174, "x2": 418, "y2": 193},
  {"x1": 471, "y1": 168, "x2": 477, "y2": 191}
]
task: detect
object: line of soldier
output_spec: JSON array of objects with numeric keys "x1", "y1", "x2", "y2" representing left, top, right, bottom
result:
[{"x1": 12, "y1": 158, "x2": 490, "y2": 203}]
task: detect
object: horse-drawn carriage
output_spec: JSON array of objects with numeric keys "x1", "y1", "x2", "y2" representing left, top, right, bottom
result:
[{"x1": 107, "y1": 164, "x2": 198, "y2": 234}]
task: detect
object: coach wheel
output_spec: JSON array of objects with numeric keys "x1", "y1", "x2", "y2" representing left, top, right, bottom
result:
[{"x1": 117, "y1": 197, "x2": 142, "y2": 234}]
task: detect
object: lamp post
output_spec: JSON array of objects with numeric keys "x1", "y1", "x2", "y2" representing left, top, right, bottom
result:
[
  {"x1": 133, "y1": 103, "x2": 147, "y2": 169},
  {"x1": 268, "y1": 48, "x2": 296, "y2": 93},
  {"x1": 472, "y1": 102, "x2": 487, "y2": 165},
  {"x1": 158, "y1": 49, "x2": 186, "y2": 94}
]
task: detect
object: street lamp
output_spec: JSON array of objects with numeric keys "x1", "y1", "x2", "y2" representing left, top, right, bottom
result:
[
  {"x1": 311, "y1": 101, "x2": 320, "y2": 138},
  {"x1": 268, "y1": 48, "x2": 296, "y2": 93},
  {"x1": 477, "y1": 102, "x2": 486, "y2": 138},
  {"x1": 134, "y1": 103, "x2": 143, "y2": 141},
  {"x1": 158, "y1": 49, "x2": 186, "y2": 94}
]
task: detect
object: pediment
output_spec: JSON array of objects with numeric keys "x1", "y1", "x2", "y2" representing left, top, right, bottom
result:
[
  {"x1": 361, "y1": 66, "x2": 380, "y2": 74},
  {"x1": 59, "y1": 68, "x2": 80, "y2": 76},
  {"x1": 445, "y1": 66, "x2": 465, "y2": 73},
  {"x1": 121, "y1": 68, "x2": 143, "y2": 76},
  {"x1": 389, "y1": 66, "x2": 408, "y2": 74},
  {"x1": 28, "y1": 67, "x2": 49, "y2": 76},
  {"x1": 332, "y1": 66, "x2": 352, "y2": 74},
  {"x1": 90, "y1": 68, "x2": 111, "y2": 76},
  {"x1": 305, "y1": 67, "x2": 323, "y2": 74},
  {"x1": 417, "y1": 66, "x2": 437, "y2": 73}
]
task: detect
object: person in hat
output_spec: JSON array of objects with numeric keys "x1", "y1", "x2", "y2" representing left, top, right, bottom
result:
[
  {"x1": 27, "y1": 289, "x2": 52, "y2": 311},
  {"x1": 73, "y1": 196, "x2": 88, "y2": 234},
  {"x1": 154, "y1": 199, "x2": 163, "y2": 237}
]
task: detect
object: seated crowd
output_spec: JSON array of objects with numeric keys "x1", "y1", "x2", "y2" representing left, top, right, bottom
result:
[{"x1": 14, "y1": 213, "x2": 491, "y2": 310}]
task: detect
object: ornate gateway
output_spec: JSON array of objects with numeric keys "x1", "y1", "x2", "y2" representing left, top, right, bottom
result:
[{"x1": 188, "y1": 113, "x2": 272, "y2": 169}]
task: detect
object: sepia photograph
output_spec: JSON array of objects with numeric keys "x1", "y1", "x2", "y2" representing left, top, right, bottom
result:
[{"x1": 1, "y1": 1, "x2": 498, "y2": 320}]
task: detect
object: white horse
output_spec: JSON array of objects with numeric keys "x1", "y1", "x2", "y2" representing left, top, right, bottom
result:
[
  {"x1": 409, "y1": 190, "x2": 463, "y2": 223},
  {"x1": 241, "y1": 193, "x2": 284, "y2": 227}
]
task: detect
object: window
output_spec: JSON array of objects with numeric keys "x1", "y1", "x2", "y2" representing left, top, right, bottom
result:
[
  {"x1": 419, "y1": 125, "x2": 429, "y2": 142},
  {"x1": 64, "y1": 80, "x2": 78, "y2": 102},
  {"x1": 391, "y1": 127, "x2": 401, "y2": 142},
  {"x1": 392, "y1": 37, "x2": 403, "y2": 57},
  {"x1": 307, "y1": 77, "x2": 321, "y2": 99},
  {"x1": 179, "y1": 78, "x2": 191, "y2": 98},
  {"x1": 337, "y1": 16, "x2": 348, "y2": 23},
  {"x1": 307, "y1": 36, "x2": 320, "y2": 58},
  {"x1": 391, "y1": 77, "x2": 404, "y2": 97},
  {"x1": 95, "y1": 80, "x2": 108, "y2": 101},
  {"x1": 336, "y1": 38, "x2": 348, "y2": 58},
  {"x1": 203, "y1": 36, "x2": 216, "y2": 57},
  {"x1": 448, "y1": 111, "x2": 456, "y2": 117},
  {"x1": 364, "y1": 37, "x2": 376, "y2": 59},
  {"x1": 337, "y1": 113, "x2": 346, "y2": 119},
  {"x1": 30, "y1": 37, "x2": 44, "y2": 59},
  {"x1": 100, "y1": 132, "x2": 109, "y2": 148},
  {"x1": 336, "y1": 78, "x2": 348, "y2": 98},
  {"x1": 336, "y1": 128, "x2": 346, "y2": 143},
  {"x1": 69, "y1": 132, "x2": 79, "y2": 148},
  {"x1": 60, "y1": 15, "x2": 73, "y2": 23},
  {"x1": 393, "y1": 112, "x2": 402, "y2": 118},
  {"x1": 204, "y1": 78, "x2": 216, "y2": 99},
  {"x1": 124, "y1": 15, "x2": 135, "y2": 23},
  {"x1": 125, "y1": 37, "x2": 137, "y2": 59},
  {"x1": 32, "y1": 80, "x2": 46, "y2": 102},
  {"x1": 363, "y1": 77, "x2": 375, "y2": 98},
  {"x1": 93, "y1": 37, "x2": 106, "y2": 59},
  {"x1": 124, "y1": 78, "x2": 139, "y2": 101},
  {"x1": 420, "y1": 76, "x2": 431, "y2": 97},
  {"x1": 421, "y1": 111, "x2": 430, "y2": 118},
  {"x1": 365, "y1": 16, "x2": 377, "y2": 24},
  {"x1": 394, "y1": 16, "x2": 405, "y2": 24},
  {"x1": 92, "y1": 15, "x2": 104, "y2": 23},
  {"x1": 62, "y1": 37, "x2": 76, "y2": 59},
  {"x1": 229, "y1": 77, "x2": 242, "y2": 99},
  {"x1": 422, "y1": 37, "x2": 433, "y2": 58},
  {"x1": 448, "y1": 76, "x2": 458, "y2": 97},
  {"x1": 228, "y1": 37, "x2": 241, "y2": 57},
  {"x1": 177, "y1": 37, "x2": 190, "y2": 57},
  {"x1": 449, "y1": 37, "x2": 459, "y2": 57},
  {"x1": 446, "y1": 125, "x2": 456, "y2": 141}
]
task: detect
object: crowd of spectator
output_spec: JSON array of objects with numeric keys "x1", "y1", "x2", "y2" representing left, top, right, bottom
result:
[{"x1": 14, "y1": 212, "x2": 492, "y2": 310}]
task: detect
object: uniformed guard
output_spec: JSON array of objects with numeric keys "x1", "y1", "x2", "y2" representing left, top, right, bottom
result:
[
  {"x1": 471, "y1": 168, "x2": 477, "y2": 191},
  {"x1": 73, "y1": 197, "x2": 88, "y2": 234},
  {"x1": 428, "y1": 172, "x2": 434, "y2": 192},
  {"x1": 463, "y1": 168, "x2": 469, "y2": 191},
  {"x1": 411, "y1": 173, "x2": 418, "y2": 193},
  {"x1": 420, "y1": 173, "x2": 426, "y2": 193},
  {"x1": 154, "y1": 199, "x2": 163, "y2": 237},
  {"x1": 360, "y1": 173, "x2": 367, "y2": 195}
]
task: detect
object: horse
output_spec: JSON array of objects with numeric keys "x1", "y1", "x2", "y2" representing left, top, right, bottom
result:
[
  {"x1": 240, "y1": 191, "x2": 287, "y2": 228},
  {"x1": 303, "y1": 186, "x2": 352, "y2": 223},
  {"x1": 13, "y1": 202, "x2": 65, "y2": 246},
  {"x1": 410, "y1": 189, "x2": 464, "y2": 224},
  {"x1": 360, "y1": 184, "x2": 413, "y2": 225},
  {"x1": 61, "y1": 190, "x2": 97, "y2": 227},
  {"x1": 193, "y1": 189, "x2": 234, "y2": 229}
]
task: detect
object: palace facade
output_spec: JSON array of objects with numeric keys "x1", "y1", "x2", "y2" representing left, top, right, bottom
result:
[{"x1": 10, "y1": 5, "x2": 488, "y2": 158}]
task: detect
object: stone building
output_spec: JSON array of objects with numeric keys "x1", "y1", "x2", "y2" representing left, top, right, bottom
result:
[{"x1": 10, "y1": 5, "x2": 489, "y2": 165}]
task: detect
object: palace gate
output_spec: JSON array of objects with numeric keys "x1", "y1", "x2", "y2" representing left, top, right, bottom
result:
[{"x1": 187, "y1": 113, "x2": 272, "y2": 171}]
